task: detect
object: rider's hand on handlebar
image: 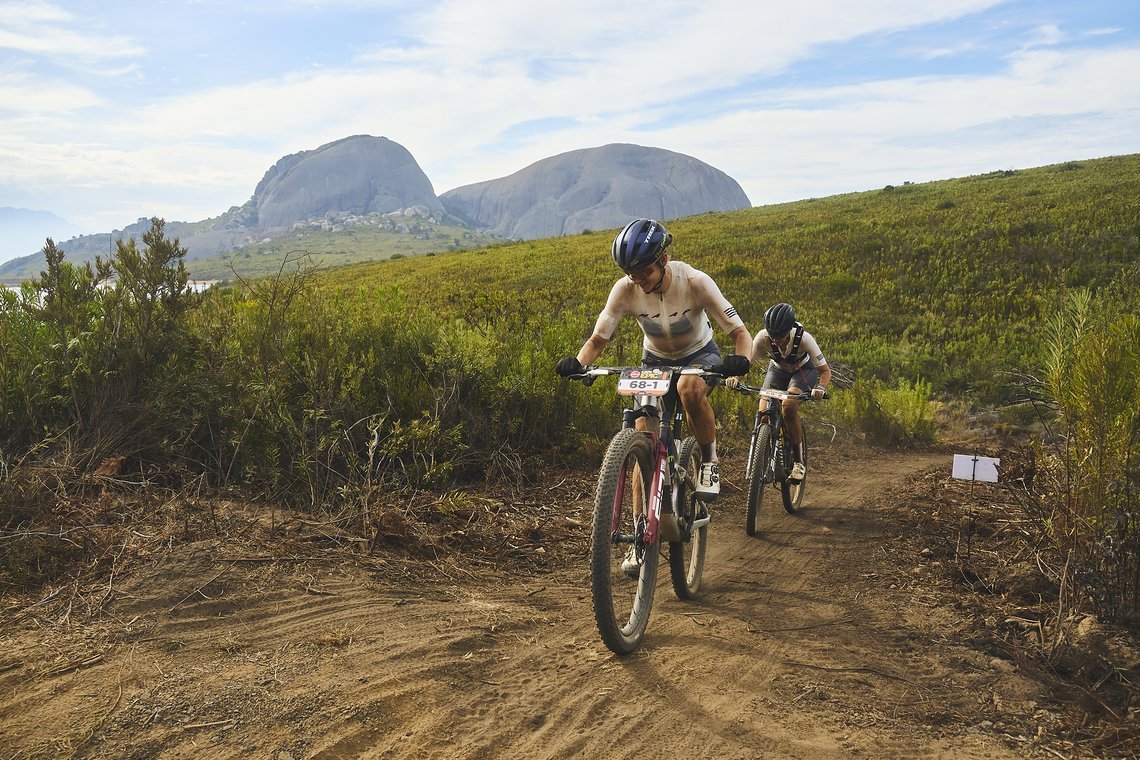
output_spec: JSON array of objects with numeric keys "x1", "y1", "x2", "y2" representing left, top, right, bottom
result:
[
  {"x1": 811, "y1": 385, "x2": 827, "y2": 399},
  {"x1": 724, "y1": 376, "x2": 741, "y2": 389},
  {"x1": 555, "y1": 356, "x2": 584, "y2": 377},
  {"x1": 719, "y1": 354, "x2": 751, "y2": 377}
]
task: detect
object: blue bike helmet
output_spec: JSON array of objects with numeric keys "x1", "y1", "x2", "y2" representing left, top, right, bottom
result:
[{"x1": 611, "y1": 218, "x2": 672, "y2": 271}]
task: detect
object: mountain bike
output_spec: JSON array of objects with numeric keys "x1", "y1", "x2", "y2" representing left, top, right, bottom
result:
[
  {"x1": 567, "y1": 365, "x2": 720, "y2": 655},
  {"x1": 733, "y1": 384, "x2": 827, "y2": 536}
]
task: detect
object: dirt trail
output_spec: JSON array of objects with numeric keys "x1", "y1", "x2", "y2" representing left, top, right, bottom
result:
[{"x1": 1, "y1": 450, "x2": 1044, "y2": 758}]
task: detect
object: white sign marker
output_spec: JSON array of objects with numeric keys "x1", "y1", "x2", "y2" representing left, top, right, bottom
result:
[{"x1": 952, "y1": 454, "x2": 1000, "y2": 483}]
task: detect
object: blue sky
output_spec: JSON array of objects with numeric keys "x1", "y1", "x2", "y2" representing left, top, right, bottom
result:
[{"x1": 1, "y1": 0, "x2": 1138, "y2": 264}]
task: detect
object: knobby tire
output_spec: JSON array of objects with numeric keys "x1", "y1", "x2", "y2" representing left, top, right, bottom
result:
[
  {"x1": 781, "y1": 419, "x2": 807, "y2": 513},
  {"x1": 669, "y1": 436, "x2": 707, "y2": 599},
  {"x1": 590, "y1": 427, "x2": 658, "y2": 655},
  {"x1": 746, "y1": 423, "x2": 773, "y2": 536}
]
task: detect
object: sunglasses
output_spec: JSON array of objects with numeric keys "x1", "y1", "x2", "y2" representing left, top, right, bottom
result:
[{"x1": 625, "y1": 264, "x2": 659, "y2": 283}]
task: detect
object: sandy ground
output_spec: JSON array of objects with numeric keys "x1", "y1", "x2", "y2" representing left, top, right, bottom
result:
[{"x1": 0, "y1": 448, "x2": 1108, "y2": 758}]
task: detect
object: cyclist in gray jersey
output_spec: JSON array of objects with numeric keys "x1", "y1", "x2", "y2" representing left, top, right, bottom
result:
[{"x1": 556, "y1": 218, "x2": 753, "y2": 500}]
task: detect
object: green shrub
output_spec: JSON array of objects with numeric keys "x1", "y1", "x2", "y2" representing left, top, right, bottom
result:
[
  {"x1": 823, "y1": 272, "x2": 860, "y2": 297},
  {"x1": 1020, "y1": 287, "x2": 1139, "y2": 621},
  {"x1": 829, "y1": 378, "x2": 935, "y2": 444},
  {"x1": 720, "y1": 263, "x2": 751, "y2": 278}
]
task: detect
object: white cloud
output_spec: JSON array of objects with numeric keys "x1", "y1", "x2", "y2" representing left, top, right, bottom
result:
[
  {"x1": 0, "y1": 2, "x2": 145, "y2": 60},
  {"x1": 661, "y1": 44, "x2": 1140, "y2": 204},
  {"x1": 915, "y1": 41, "x2": 979, "y2": 60},
  {"x1": 0, "y1": 71, "x2": 103, "y2": 113},
  {"x1": 0, "y1": 0, "x2": 1136, "y2": 247},
  {"x1": 0, "y1": 1, "x2": 71, "y2": 24},
  {"x1": 1025, "y1": 23, "x2": 1065, "y2": 48}
]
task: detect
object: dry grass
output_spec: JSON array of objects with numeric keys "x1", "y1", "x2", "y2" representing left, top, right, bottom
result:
[{"x1": 880, "y1": 451, "x2": 1140, "y2": 754}]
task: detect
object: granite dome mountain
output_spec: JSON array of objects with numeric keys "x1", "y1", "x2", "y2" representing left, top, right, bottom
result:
[
  {"x1": 439, "y1": 143, "x2": 751, "y2": 240},
  {"x1": 0, "y1": 136, "x2": 749, "y2": 279},
  {"x1": 253, "y1": 136, "x2": 445, "y2": 229}
]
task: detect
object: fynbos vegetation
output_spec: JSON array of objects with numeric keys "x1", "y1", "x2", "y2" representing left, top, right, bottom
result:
[
  {"x1": 1010, "y1": 287, "x2": 1139, "y2": 620},
  {"x1": 1, "y1": 155, "x2": 1137, "y2": 618}
]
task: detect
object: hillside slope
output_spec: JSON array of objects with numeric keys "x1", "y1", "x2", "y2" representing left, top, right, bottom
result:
[{"x1": 334, "y1": 154, "x2": 1139, "y2": 400}]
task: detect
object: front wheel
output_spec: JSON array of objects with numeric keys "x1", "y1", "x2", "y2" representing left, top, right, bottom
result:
[
  {"x1": 591, "y1": 427, "x2": 659, "y2": 655},
  {"x1": 746, "y1": 423, "x2": 773, "y2": 536},
  {"x1": 781, "y1": 420, "x2": 807, "y2": 513},
  {"x1": 669, "y1": 436, "x2": 707, "y2": 599}
]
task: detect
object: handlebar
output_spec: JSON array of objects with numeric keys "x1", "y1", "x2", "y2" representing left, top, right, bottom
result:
[
  {"x1": 567, "y1": 365, "x2": 724, "y2": 387},
  {"x1": 731, "y1": 384, "x2": 829, "y2": 401}
]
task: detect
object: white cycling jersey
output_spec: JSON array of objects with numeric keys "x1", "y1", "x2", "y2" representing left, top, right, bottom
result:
[
  {"x1": 752, "y1": 326, "x2": 828, "y2": 372},
  {"x1": 592, "y1": 261, "x2": 746, "y2": 360}
]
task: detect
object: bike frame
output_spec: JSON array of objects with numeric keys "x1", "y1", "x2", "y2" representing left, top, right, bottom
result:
[
  {"x1": 741, "y1": 386, "x2": 805, "y2": 484},
  {"x1": 584, "y1": 367, "x2": 712, "y2": 547}
]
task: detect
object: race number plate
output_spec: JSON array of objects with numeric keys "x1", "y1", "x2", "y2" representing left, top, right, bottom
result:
[{"x1": 617, "y1": 368, "x2": 672, "y2": 396}]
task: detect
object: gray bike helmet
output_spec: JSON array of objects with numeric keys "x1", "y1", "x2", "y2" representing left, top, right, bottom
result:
[
  {"x1": 764, "y1": 303, "x2": 797, "y2": 337},
  {"x1": 611, "y1": 218, "x2": 672, "y2": 271}
]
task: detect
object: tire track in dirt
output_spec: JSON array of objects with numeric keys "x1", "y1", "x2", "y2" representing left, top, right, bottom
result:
[{"x1": 1, "y1": 449, "x2": 1023, "y2": 759}]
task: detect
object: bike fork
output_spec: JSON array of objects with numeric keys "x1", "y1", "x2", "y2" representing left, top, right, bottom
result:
[{"x1": 644, "y1": 450, "x2": 669, "y2": 544}]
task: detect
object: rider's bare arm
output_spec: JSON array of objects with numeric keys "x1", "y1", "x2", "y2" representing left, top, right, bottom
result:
[
  {"x1": 728, "y1": 325, "x2": 752, "y2": 358},
  {"x1": 573, "y1": 279, "x2": 631, "y2": 366},
  {"x1": 576, "y1": 333, "x2": 610, "y2": 367},
  {"x1": 816, "y1": 362, "x2": 832, "y2": 394}
]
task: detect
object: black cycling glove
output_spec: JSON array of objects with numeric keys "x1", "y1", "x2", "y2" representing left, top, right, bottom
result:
[
  {"x1": 718, "y1": 354, "x2": 751, "y2": 377},
  {"x1": 555, "y1": 356, "x2": 584, "y2": 377}
]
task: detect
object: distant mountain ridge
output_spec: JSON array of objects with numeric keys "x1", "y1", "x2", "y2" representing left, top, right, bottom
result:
[
  {"x1": 0, "y1": 208, "x2": 83, "y2": 267},
  {"x1": 0, "y1": 137, "x2": 749, "y2": 281}
]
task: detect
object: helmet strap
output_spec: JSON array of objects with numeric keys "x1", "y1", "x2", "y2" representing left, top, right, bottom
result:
[{"x1": 646, "y1": 258, "x2": 668, "y2": 294}]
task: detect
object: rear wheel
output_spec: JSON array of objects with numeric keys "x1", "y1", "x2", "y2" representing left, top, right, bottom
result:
[
  {"x1": 669, "y1": 436, "x2": 707, "y2": 599},
  {"x1": 746, "y1": 423, "x2": 773, "y2": 536},
  {"x1": 781, "y1": 420, "x2": 807, "y2": 513},
  {"x1": 590, "y1": 427, "x2": 658, "y2": 655}
]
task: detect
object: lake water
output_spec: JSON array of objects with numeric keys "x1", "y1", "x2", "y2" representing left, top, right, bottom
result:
[{"x1": 2, "y1": 280, "x2": 217, "y2": 294}]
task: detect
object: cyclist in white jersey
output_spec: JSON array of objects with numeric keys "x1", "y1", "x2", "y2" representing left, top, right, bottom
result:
[
  {"x1": 556, "y1": 218, "x2": 753, "y2": 500},
  {"x1": 727, "y1": 302, "x2": 831, "y2": 480}
]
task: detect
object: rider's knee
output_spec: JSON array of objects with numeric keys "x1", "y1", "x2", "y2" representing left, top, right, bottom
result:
[{"x1": 677, "y1": 377, "x2": 705, "y2": 401}]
